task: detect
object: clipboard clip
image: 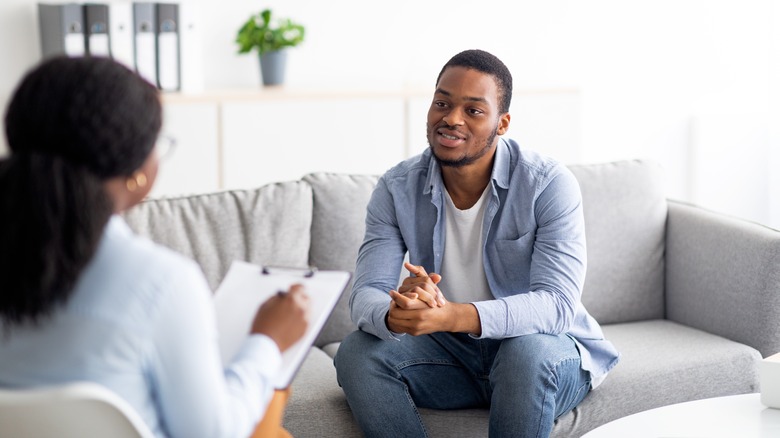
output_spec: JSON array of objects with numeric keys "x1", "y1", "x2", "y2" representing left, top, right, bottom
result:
[{"x1": 261, "y1": 265, "x2": 318, "y2": 278}]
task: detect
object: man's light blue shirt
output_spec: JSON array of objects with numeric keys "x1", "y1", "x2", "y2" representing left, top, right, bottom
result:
[
  {"x1": 350, "y1": 138, "x2": 620, "y2": 383},
  {"x1": 0, "y1": 216, "x2": 281, "y2": 438}
]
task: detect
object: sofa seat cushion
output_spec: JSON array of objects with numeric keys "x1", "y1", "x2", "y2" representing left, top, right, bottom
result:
[
  {"x1": 123, "y1": 182, "x2": 313, "y2": 289},
  {"x1": 554, "y1": 319, "x2": 762, "y2": 437},
  {"x1": 296, "y1": 320, "x2": 761, "y2": 438},
  {"x1": 285, "y1": 347, "x2": 361, "y2": 438}
]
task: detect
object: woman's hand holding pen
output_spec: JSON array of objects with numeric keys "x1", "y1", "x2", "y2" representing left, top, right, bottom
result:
[{"x1": 251, "y1": 284, "x2": 310, "y2": 352}]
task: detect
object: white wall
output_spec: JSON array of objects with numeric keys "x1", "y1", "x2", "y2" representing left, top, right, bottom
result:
[
  {"x1": 0, "y1": 0, "x2": 41, "y2": 135},
  {"x1": 1, "y1": 0, "x2": 777, "y2": 228}
]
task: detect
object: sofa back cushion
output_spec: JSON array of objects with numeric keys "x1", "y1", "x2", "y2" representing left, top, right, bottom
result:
[
  {"x1": 123, "y1": 182, "x2": 313, "y2": 290},
  {"x1": 303, "y1": 173, "x2": 380, "y2": 346},
  {"x1": 569, "y1": 160, "x2": 667, "y2": 324},
  {"x1": 122, "y1": 160, "x2": 666, "y2": 345}
]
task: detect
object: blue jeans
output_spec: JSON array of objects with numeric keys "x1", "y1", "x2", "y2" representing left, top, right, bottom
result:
[{"x1": 334, "y1": 330, "x2": 591, "y2": 438}]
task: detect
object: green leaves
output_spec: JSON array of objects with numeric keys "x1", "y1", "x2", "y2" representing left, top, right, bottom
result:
[{"x1": 236, "y1": 9, "x2": 305, "y2": 55}]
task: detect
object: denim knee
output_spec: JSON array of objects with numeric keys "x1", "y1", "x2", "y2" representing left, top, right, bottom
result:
[
  {"x1": 490, "y1": 334, "x2": 580, "y2": 384},
  {"x1": 334, "y1": 330, "x2": 372, "y2": 383},
  {"x1": 334, "y1": 330, "x2": 397, "y2": 388}
]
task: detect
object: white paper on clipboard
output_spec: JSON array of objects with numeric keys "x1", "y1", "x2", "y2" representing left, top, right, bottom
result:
[{"x1": 213, "y1": 260, "x2": 351, "y2": 389}]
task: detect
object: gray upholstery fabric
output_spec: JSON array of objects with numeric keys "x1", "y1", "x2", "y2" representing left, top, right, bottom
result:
[
  {"x1": 320, "y1": 342, "x2": 340, "y2": 358},
  {"x1": 285, "y1": 347, "x2": 361, "y2": 438},
  {"x1": 122, "y1": 182, "x2": 313, "y2": 290},
  {"x1": 569, "y1": 161, "x2": 667, "y2": 324},
  {"x1": 303, "y1": 173, "x2": 379, "y2": 347},
  {"x1": 419, "y1": 408, "x2": 489, "y2": 438},
  {"x1": 666, "y1": 201, "x2": 780, "y2": 357},
  {"x1": 553, "y1": 320, "x2": 761, "y2": 437}
]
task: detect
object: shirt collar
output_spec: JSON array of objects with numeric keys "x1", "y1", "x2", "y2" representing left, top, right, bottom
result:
[
  {"x1": 423, "y1": 148, "x2": 442, "y2": 195},
  {"x1": 491, "y1": 137, "x2": 511, "y2": 190},
  {"x1": 107, "y1": 214, "x2": 134, "y2": 238}
]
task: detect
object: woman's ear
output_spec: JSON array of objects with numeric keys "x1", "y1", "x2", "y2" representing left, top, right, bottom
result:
[
  {"x1": 125, "y1": 172, "x2": 148, "y2": 192},
  {"x1": 103, "y1": 152, "x2": 159, "y2": 213},
  {"x1": 128, "y1": 152, "x2": 160, "y2": 208}
]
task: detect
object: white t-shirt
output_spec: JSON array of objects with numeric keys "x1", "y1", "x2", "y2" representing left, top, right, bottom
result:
[{"x1": 438, "y1": 186, "x2": 493, "y2": 304}]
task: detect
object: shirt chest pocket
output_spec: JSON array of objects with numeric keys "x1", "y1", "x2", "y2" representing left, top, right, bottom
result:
[{"x1": 489, "y1": 231, "x2": 535, "y2": 289}]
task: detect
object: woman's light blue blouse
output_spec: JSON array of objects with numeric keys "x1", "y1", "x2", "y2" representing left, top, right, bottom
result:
[{"x1": 0, "y1": 216, "x2": 281, "y2": 438}]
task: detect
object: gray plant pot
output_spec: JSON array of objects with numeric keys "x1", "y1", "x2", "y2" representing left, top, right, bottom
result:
[{"x1": 259, "y1": 50, "x2": 288, "y2": 86}]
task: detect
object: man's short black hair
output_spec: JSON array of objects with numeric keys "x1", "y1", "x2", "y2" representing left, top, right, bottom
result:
[{"x1": 435, "y1": 49, "x2": 513, "y2": 114}]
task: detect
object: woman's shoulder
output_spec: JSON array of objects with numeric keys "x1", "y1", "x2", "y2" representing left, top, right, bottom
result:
[
  {"x1": 70, "y1": 217, "x2": 211, "y2": 325},
  {"x1": 105, "y1": 216, "x2": 200, "y2": 272}
]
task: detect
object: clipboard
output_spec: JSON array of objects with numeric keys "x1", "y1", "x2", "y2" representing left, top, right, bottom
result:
[{"x1": 213, "y1": 260, "x2": 351, "y2": 389}]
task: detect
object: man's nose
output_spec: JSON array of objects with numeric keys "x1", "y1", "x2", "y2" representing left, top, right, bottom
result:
[{"x1": 442, "y1": 108, "x2": 464, "y2": 126}]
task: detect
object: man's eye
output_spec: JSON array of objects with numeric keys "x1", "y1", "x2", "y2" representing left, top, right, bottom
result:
[{"x1": 468, "y1": 108, "x2": 483, "y2": 115}]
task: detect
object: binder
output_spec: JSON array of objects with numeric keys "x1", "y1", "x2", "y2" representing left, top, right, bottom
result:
[
  {"x1": 38, "y1": 3, "x2": 86, "y2": 58},
  {"x1": 84, "y1": 4, "x2": 111, "y2": 57},
  {"x1": 155, "y1": 3, "x2": 180, "y2": 91},
  {"x1": 213, "y1": 261, "x2": 351, "y2": 389},
  {"x1": 108, "y1": 1, "x2": 135, "y2": 69},
  {"x1": 178, "y1": 1, "x2": 204, "y2": 92},
  {"x1": 132, "y1": 2, "x2": 157, "y2": 86}
]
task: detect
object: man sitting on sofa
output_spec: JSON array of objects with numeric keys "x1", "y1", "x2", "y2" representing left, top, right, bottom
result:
[{"x1": 334, "y1": 49, "x2": 620, "y2": 437}]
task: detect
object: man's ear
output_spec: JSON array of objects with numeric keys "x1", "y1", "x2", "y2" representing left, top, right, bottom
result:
[{"x1": 497, "y1": 113, "x2": 511, "y2": 135}]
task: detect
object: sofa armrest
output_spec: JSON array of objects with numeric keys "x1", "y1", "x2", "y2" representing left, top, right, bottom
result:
[{"x1": 665, "y1": 200, "x2": 780, "y2": 357}]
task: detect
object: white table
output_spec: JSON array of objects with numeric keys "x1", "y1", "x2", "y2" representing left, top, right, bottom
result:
[{"x1": 582, "y1": 394, "x2": 780, "y2": 437}]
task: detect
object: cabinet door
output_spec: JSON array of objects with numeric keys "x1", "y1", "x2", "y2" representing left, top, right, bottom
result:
[
  {"x1": 222, "y1": 98, "x2": 406, "y2": 190},
  {"x1": 151, "y1": 102, "x2": 220, "y2": 197}
]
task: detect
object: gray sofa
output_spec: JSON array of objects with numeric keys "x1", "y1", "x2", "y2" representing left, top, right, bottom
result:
[{"x1": 123, "y1": 160, "x2": 780, "y2": 437}]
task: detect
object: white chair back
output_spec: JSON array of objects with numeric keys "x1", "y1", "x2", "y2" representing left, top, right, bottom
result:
[{"x1": 0, "y1": 381, "x2": 154, "y2": 438}]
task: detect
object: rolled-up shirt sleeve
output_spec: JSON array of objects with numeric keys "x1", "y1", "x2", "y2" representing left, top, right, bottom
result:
[{"x1": 350, "y1": 176, "x2": 408, "y2": 341}]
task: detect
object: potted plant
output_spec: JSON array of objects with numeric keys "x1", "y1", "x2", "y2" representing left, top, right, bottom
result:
[{"x1": 236, "y1": 9, "x2": 305, "y2": 86}]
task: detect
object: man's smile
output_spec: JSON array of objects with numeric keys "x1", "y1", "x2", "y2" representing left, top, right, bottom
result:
[{"x1": 436, "y1": 128, "x2": 466, "y2": 147}]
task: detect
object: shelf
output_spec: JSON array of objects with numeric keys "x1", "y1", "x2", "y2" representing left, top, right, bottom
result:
[{"x1": 160, "y1": 86, "x2": 579, "y2": 104}]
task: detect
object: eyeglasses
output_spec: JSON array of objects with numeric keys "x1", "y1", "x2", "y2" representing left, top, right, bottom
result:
[{"x1": 155, "y1": 135, "x2": 177, "y2": 162}]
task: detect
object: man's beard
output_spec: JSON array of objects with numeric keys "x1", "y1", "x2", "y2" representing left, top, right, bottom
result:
[{"x1": 428, "y1": 124, "x2": 498, "y2": 168}]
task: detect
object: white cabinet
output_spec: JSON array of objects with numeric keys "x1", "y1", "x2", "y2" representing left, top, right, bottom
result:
[
  {"x1": 152, "y1": 102, "x2": 220, "y2": 197},
  {"x1": 155, "y1": 88, "x2": 581, "y2": 198},
  {"x1": 221, "y1": 98, "x2": 405, "y2": 190}
]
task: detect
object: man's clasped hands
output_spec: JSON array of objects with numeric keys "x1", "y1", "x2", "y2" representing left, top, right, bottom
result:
[{"x1": 386, "y1": 263, "x2": 481, "y2": 336}]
